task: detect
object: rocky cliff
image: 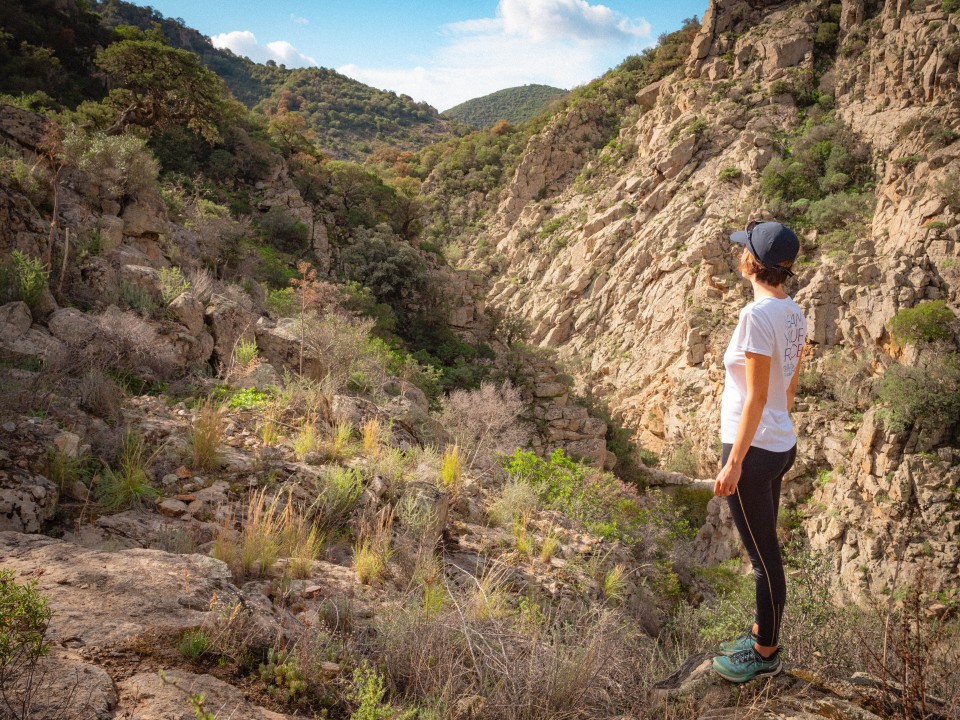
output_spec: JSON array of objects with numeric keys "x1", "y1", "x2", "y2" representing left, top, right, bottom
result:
[{"x1": 459, "y1": 0, "x2": 960, "y2": 596}]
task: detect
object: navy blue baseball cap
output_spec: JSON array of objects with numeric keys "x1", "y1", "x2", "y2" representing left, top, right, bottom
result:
[{"x1": 730, "y1": 221, "x2": 800, "y2": 276}]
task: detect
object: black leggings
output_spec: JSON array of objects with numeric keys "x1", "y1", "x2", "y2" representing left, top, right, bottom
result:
[{"x1": 722, "y1": 442, "x2": 797, "y2": 648}]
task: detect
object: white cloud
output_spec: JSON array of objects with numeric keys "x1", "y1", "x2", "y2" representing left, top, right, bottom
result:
[
  {"x1": 211, "y1": 30, "x2": 316, "y2": 67},
  {"x1": 290, "y1": 13, "x2": 309, "y2": 25},
  {"x1": 339, "y1": 0, "x2": 652, "y2": 111},
  {"x1": 497, "y1": 0, "x2": 650, "y2": 42}
]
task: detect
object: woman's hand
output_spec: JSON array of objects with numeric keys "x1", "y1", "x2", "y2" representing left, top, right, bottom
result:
[{"x1": 714, "y1": 461, "x2": 742, "y2": 497}]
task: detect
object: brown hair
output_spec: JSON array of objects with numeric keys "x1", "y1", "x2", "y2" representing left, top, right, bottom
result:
[{"x1": 739, "y1": 248, "x2": 793, "y2": 287}]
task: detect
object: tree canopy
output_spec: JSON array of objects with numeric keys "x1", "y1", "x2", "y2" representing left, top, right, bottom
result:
[{"x1": 95, "y1": 35, "x2": 229, "y2": 142}]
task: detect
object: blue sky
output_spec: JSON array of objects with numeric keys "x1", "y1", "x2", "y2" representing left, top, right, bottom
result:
[{"x1": 129, "y1": 0, "x2": 707, "y2": 110}]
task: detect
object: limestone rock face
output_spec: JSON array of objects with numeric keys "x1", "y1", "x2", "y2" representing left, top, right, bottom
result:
[
  {"x1": 498, "y1": 101, "x2": 607, "y2": 226},
  {"x1": 459, "y1": 0, "x2": 960, "y2": 593}
]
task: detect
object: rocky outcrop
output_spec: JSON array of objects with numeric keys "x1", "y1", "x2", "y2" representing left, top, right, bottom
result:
[
  {"x1": 0, "y1": 532, "x2": 242, "y2": 647},
  {"x1": 463, "y1": 0, "x2": 960, "y2": 594},
  {"x1": 118, "y1": 671, "x2": 297, "y2": 720}
]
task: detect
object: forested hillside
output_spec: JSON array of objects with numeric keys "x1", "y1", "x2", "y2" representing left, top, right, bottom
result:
[{"x1": 441, "y1": 84, "x2": 567, "y2": 128}]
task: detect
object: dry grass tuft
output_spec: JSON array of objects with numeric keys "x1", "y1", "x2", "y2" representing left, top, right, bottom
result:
[
  {"x1": 189, "y1": 397, "x2": 225, "y2": 471},
  {"x1": 353, "y1": 508, "x2": 393, "y2": 585},
  {"x1": 361, "y1": 417, "x2": 384, "y2": 458}
]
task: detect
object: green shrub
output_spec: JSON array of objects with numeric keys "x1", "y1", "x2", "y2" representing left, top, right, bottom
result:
[
  {"x1": 888, "y1": 300, "x2": 956, "y2": 345},
  {"x1": 259, "y1": 205, "x2": 310, "y2": 253},
  {"x1": 663, "y1": 440, "x2": 700, "y2": 477},
  {"x1": 349, "y1": 661, "x2": 417, "y2": 720},
  {"x1": 4, "y1": 251, "x2": 47, "y2": 313},
  {"x1": 179, "y1": 629, "x2": 210, "y2": 661},
  {"x1": 258, "y1": 648, "x2": 306, "y2": 703},
  {"x1": 61, "y1": 127, "x2": 159, "y2": 199},
  {"x1": 267, "y1": 287, "x2": 298, "y2": 316},
  {"x1": 943, "y1": 0, "x2": 960, "y2": 12},
  {"x1": 718, "y1": 166, "x2": 742, "y2": 182},
  {"x1": 806, "y1": 192, "x2": 874, "y2": 231},
  {"x1": 876, "y1": 353, "x2": 960, "y2": 433},
  {"x1": 936, "y1": 172, "x2": 960, "y2": 211},
  {"x1": 119, "y1": 280, "x2": 159, "y2": 316},
  {"x1": 502, "y1": 448, "x2": 691, "y2": 543},
  {"x1": 158, "y1": 266, "x2": 190, "y2": 305},
  {"x1": 233, "y1": 338, "x2": 259, "y2": 368},
  {"x1": 0, "y1": 569, "x2": 52, "y2": 719},
  {"x1": 227, "y1": 387, "x2": 271, "y2": 410},
  {"x1": 310, "y1": 466, "x2": 364, "y2": 532}
]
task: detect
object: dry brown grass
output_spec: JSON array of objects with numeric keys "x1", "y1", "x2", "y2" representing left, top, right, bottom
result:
[
  {"x1": 188, "y1": 397, "x2": 225, "y2": 471},
  {"x1": 376, "y1": 574, "x2": 650, "y2": 720}
]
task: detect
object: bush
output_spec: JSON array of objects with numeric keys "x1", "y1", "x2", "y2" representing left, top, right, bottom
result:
[
  {"x1": 310, "y1": 466, "x2": 363, "y2": 532},
  {"x1": 3, "y1": 251, "x2": 47, "y2": 314},
  {"x1": 502, "y1": 448, "x2": 690, "y2": 545},
  {"x1": 61, "y1": 127, "x2": 159, "y2": 200},
  {"x1": 888, "y1": 300, "x2": 956, "y2": 345},
  {"x1": 487, "y1": 481, "x2": 538, "y2": 527},
  {"x1": 259, "y1": 205, "x2": 310, "y2": 253},
  {"x1": 158, "y1": 266, "x2": 190, "y2": 305},
  {"x1": 876, "y1": 352, "x2": 960, "y2": 434},
  {"x1": 439, "y1": 382, "x2": 529, "y2": 474},
  {"x1": 663, "y1": 439, "x2": 701, "y2": 477},
  {"x1": 0, "y1": 570, "x2": 53, "y2": 720},
  {"x1": 718, "y1": 166, "x2": 742, "y2": 182},
  {"x1": 936, "y1": 172, "x2": 960, "y2": 212}
]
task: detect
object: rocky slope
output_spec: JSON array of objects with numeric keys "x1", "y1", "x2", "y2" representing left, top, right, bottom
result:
[{"x1": 457, "y1": 0, "x2": 960, "y2": 598}]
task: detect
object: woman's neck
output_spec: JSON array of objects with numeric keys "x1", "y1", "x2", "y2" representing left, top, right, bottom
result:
[{"x1": 750, "y1": 277, "x2": 787, "y2": 300}]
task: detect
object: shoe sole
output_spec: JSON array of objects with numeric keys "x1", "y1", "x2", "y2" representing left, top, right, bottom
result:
[{"x1": 713, "y1": 661, "x2": 783, "y2": 683}]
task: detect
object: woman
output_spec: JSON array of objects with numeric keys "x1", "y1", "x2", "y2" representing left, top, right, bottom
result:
[{"x1": 712, "y1": 220, "x2": 807, "y2": 683}]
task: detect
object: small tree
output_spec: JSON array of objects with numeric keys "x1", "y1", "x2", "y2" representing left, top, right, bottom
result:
[{"x1": 95, "y1": 35, "x2": 228, "y2": 142}]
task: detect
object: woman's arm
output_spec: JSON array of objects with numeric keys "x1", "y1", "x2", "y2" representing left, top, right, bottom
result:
[
  {"x1": 714, "y1": 351, "x2": 771, "y2": 497},
  {"x1": 786, "y1": 354, "x2": 803, "y2": 412}
]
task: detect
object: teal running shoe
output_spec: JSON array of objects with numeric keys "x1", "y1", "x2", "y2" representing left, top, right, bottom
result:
[
  {"x1": 718, "y1": 631, "x2": 758, "y2": 655},
  {"x1": 712, "y1": 648, "x2": 782, "y2": 683}
]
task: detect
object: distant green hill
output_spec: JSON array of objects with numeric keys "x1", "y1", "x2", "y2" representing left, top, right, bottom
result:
[
  {"x1": 92, "y1": 0, "x2": 463, "y2": 159},
  {"x1": 442, "y1": 85, "x2": 568, "y2": 128},
  {"x1": 257, "y1": 69, "x2": 460, "y2": 160}
]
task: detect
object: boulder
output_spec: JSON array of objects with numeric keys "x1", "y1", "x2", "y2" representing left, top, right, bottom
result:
[
  {"x1": 168, "y1": 291, "x2": 206, "y2": 336},
  {"x1": 0, "y1": 301, "x2": 65, "y2": 364},
  {"x1": 120, "y1": 192, "x2": 168, "y2": 237},
  {"x1": 205, "y1": 296, "x2": 255, "y2": 368},
  {"x1": 236, "y1": 361, "x2": 283, "y2": 391},
  {"x1": 118, "y1": 671, "x2": 296, "y2": 720},
  {"x1": 0, "y1": 532, "x2": 241, "y2": 648}
]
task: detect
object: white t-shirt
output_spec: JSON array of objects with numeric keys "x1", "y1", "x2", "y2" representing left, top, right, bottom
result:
[{"x1": 720, "y1": 296, "x2": 806, "y2": 452}]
